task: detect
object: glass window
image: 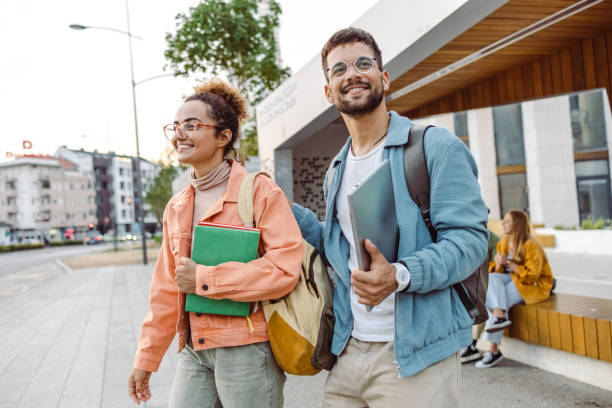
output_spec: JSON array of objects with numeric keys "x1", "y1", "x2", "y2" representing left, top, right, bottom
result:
[
  {"x1": 39, "y1": 179, "x2": 50, "y2": 189},
  {"x1": 577, "y1": 179, "x2": 611, "y2": 223},
  {"x1": 570, "y1": 90, "x2": 607, "y2": 152},
  {"x1": 454, "y1": 112, "x2": 468, "y2": 137},
  {"x1": 493, "y1": 104, "x2": 526, "y2": 166},
  {"x1": 575, "y1": 160, "x2": 610, "y2": 177},
  {"x1": 498, "y1": 173, "x2": 529, "y2": 216}
]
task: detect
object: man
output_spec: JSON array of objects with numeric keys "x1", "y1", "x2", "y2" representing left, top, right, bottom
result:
[{"x1": 291, "y1": 28, "x2": 489, "y2": 407}]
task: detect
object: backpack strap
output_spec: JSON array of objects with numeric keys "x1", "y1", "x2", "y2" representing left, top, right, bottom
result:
[
  {"x1": 404, "y1": 125, "x2": 436, "y2": 242},
  {"x1": 237, "y1": 171, "x2": 270, "y2": 315},
  {"x1": 237, "y1": 172, "x2": 270, "y2": 228},
  {"x1": 404, "y1": 127, "x2": 478, "y2": 314}
]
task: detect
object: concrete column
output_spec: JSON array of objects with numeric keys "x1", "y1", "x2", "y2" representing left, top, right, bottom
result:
[
  {"x1": 413, "y1": 112, "x2": 454, "y2": 131},
  {"x1": 603, "y1": 90, "x2": 612, "y2": 179},
  {"x1": 467, "y1": 107, "x2": 500, "y2": 219},
  {"x1": 274, "y1": 149, "x2": 293, "y2": 201},
  {"x1": 522, "y1": 96, "x2": 579, "y2": 227}
]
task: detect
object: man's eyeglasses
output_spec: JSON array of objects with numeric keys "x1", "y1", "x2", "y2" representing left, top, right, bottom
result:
[
  {"x1": 163, "y1": 122, "x2": 223, "y2": 141},
  {"x1": 327, "y1": 56, "x2": 378, "y2": 79}
]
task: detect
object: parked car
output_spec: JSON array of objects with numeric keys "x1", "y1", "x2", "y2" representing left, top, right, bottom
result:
[{"x1": 84, "y1": 234, "x2": 102, "y2": 245}]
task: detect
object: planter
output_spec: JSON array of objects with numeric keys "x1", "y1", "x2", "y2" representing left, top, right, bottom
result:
[{"x1": 537, "y1": 228, "x2": 612, "y2": 255}]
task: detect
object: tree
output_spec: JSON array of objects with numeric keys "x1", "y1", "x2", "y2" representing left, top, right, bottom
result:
[
  {"x1": 145, "y1": 165, "x2": 178, "y2": 224},
  {"x1": 164, "y1": 0, "x2": 290, "y2": 156}
]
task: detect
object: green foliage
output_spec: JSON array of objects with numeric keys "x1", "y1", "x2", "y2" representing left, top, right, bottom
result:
[
  {"x1": 50, "y1": 240, "x2": 84, "y2": 247},
  {"x1": 153, "y1": 235, "x2": 163, "y2": 245},
  {"x1": 164, "y1": 0, "x2": 290, "y2": 157},
  {"x1": 553, "y1": 225, "x2": 577, "y2": 230},
  {"x1": 0, "y1": 243, "x2": 45, "y2": 252},
  {"x1": 146, "y1": 165, "x2": 179, "y2": 224},
  {"x1": 580, "y1": 217, "x2": 606, "y2": 230}
]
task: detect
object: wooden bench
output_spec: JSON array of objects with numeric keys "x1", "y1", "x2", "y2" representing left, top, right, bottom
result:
[{"x1": 505, "y1": 294, "x2": 612, "y2": 363}]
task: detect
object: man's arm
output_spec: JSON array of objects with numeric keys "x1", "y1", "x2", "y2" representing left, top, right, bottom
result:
[
  {"x1": 291, "y1": 202, "x2": 327, "y2": 263},
  {"x1": 401, "y1": 130, "x2": 489, "y2": 294}
]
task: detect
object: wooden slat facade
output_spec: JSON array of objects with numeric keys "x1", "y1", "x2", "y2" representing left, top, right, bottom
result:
[
  {"x1": 505, "y1": 293, "x2": 612, "y2": 362},
  {"x1": 403, "y1": 29, "x2": 612, "y2": 118},
  {"x1": 384, "y1": 0, "x2": 612, "y2": 119}
]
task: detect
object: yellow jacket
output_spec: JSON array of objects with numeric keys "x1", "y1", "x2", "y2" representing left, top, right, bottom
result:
[{"x1": 493, "y1": 237, "x2": 554, "y2": 305}]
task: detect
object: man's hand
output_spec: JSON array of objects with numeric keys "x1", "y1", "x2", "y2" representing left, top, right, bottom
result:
[
  {"x1": 175, "y1": 257, "x2": 197, "y2": 293},
  {"x1": 128, "y1": 368, "x2": 152, "y2": 405},
  {"x1": 351, "y1": 239, "x2": 398, "y2": 306}
]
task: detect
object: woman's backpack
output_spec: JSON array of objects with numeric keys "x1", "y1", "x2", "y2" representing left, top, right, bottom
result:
[{"x1": 237, "y1": 173, "x2": 336, "y2": 375}]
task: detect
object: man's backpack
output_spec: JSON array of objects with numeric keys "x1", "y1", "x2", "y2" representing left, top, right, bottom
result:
[
  {"x1": 404, "y1": 125, "x2": 489, "y2": 324},
  {"x1": 237, "y1": 173, "x2": 336, "y2": 375},
  {"x1": 326, "y1": 126, "x2": 489, "y2": 324}
]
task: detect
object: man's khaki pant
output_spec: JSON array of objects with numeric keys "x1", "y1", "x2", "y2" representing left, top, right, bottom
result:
[{"x1": 324, "y1": 338, "x2": 460, "y2": 408}]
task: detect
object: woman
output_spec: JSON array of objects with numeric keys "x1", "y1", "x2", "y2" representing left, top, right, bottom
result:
[
  {"x1": 127, "y1": 78, "x2": 303, "y2": 407},
  {"x1": 475, "y1": 210, "x2": 554, "y2": 368}
]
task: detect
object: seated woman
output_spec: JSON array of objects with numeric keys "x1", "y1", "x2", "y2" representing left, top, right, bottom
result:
[{"x1": 475, "y1": 209, "x2": 554, "y2": 368}]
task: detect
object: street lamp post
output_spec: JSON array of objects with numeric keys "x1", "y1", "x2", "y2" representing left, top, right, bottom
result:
[{"x1": 70, "y1": 0, "x2": 149, "y2": 264}]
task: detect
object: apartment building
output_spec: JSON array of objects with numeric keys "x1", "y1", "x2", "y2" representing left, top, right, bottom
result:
[
  {"x1": 55, "y1": 147, "x2": 159, "y2": 236},
  {"x1": 0, "y1": 156, "x2": 96, "y2": 242}
]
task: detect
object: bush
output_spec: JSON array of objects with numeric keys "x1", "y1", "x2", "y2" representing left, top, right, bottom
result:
[
  {"x1": 0, "y1": 243, "x2": 45, "y2": 252},
  {"x1": 581, "y1": 217, "x2": 606, "y2": 230},
  {"x1": 553, "y1": 225, "x2": 578, "y2": 230},
  {"x1": 153, "y1": 235, "x2": 163, "y2": 245},
  {"x1": 50, "y1": 240, "x2": 84, "y2": 246}
]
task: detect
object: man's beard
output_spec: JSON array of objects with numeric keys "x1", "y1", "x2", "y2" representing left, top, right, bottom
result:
[{"x1": 334, "y1": 79, "x2": 384, "y2": 117}]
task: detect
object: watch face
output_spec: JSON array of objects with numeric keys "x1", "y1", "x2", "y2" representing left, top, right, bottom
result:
[{"x1": 397, "y1": 269, "x2": 409, "y2": 284}]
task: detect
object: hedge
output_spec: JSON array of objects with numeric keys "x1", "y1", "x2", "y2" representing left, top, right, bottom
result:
[
  {"x1": 0, "y1": 243, "x2": 45, "y2": 252},
  {"x1": 50, "y1": 240, "x2": 84, "y2": 247}
]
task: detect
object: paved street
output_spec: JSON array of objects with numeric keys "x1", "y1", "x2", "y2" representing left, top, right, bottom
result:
[
  {"x1": 0, "y1": 255, "x2": 611, "y2": 407},
  {"x1": 0, "y1": 243, "x2": 116, "y2": 278}
]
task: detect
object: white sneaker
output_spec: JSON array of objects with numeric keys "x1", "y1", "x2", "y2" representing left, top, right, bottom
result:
[{"x1": 475, "y1": 351, "x2": 503, "y2": 368}]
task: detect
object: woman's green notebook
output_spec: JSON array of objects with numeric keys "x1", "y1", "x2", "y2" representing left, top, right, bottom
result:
[{"x1": 186, "y1": 222, "x2": 261, "y2": 316}]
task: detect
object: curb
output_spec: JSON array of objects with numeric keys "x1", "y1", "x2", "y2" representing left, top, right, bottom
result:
[{"x1": 55, "y1": 258, "x2": 73, "y2": 274}]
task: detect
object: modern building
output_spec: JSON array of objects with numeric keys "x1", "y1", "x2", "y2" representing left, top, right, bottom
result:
[
  {"x1": 0, "y1": 156, "x2": 96, "y2": 242},
  {"x1": 55, "y1": 147, "x2": 159, "y2": 236},
  {"x1": 256, "y1": 0, "x2": 612, "y2": 226},
  {"x1": 0, "y1": 221, "x2": 12, "y2": 245}
]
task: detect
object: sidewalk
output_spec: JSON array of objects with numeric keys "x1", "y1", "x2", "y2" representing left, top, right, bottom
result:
[{"x1": 1, "y1": 260, "x2": 611, "y2": 407}]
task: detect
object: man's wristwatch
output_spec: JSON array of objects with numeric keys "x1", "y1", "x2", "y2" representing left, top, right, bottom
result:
[{"x1": 396, "y1": 263, "x2": 410, "y2": 292}]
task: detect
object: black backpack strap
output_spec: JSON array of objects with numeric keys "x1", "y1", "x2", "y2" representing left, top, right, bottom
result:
[
  {"x1": 403, "y1": 125, "x2": 480, "y2": 317},
  {"x1": 404, "y1": 125, "x2": 436, "y2": 242}
]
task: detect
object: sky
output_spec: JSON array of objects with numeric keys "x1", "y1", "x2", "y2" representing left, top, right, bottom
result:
[{"x1": 0, "y1": 0, "x2": 378, "y2": 164}]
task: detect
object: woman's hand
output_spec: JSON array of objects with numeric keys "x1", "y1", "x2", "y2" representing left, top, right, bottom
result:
[
  {"x1": 128, "y1": 368, "x2": 152, "y2": 405},
  {"x1": 494, "y1": 253, "x2": 507, "y2": 268},
  {"x1": 175, "y1": 257, "x2": 197, "y2": 293}
]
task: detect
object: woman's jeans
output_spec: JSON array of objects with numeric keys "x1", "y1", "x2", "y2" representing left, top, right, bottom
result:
[
  {"x1": 169, "y1": 342, "x2": 285, "y2": 408},
  {"x1": 484, "y1": 273, "x2": 524, "y2": 345}
]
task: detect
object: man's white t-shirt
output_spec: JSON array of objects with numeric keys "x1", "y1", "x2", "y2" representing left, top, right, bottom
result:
[{"x1": 335, "y1": 142, "x2": 408, "y2": 342}]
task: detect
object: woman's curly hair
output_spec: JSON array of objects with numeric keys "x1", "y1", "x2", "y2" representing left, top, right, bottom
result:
[{"x1": 186, "y1": 78, "x2": 249, "y2": 158}]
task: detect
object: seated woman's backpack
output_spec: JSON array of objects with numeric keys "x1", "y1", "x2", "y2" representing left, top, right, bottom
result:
[{"x1": 238, "y1": 173, "x2": 336, "y2": 375}]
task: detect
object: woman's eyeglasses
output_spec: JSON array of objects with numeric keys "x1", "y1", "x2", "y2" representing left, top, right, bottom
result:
[
  {"x1": 163, "y1": 122, "x2": 223, "y2": 141},
  {"x1": 326, "y1": 55, "x2": 378, "y2": 79}
]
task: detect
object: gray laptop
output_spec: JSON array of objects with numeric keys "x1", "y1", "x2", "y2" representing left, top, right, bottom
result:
[{"x1": 347, "y1": 159, "x2": 399, "y2": 272}]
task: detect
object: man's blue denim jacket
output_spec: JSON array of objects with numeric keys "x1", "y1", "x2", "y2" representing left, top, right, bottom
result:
[{"x1": 291, "y1": 111, "x2": 489, "y2": 377}]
